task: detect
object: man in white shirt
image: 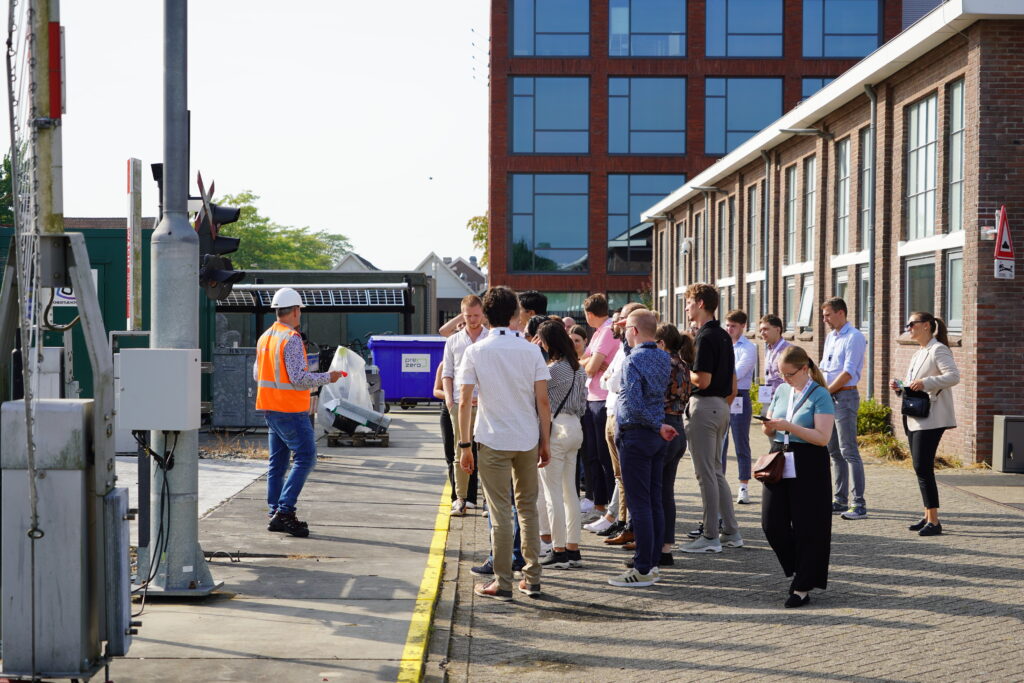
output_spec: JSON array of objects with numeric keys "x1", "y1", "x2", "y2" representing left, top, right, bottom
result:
[
  {"x1": 457, "y1": 286, "x2": 551, "y2": 601},
  {"x1": 442, "y1": 295, "x2": 489, "y2": 516},
  {"x1": 820, "y1": 297, "x2": 868, "y2": 520},
  {"x1": 721, "y1": 310, "x2": 757, "y2": 504}
]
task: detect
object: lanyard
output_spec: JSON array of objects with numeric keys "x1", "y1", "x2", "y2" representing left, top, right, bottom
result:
[{"x1": 783, "y1": 381, "x2": 815, "y2": 447}]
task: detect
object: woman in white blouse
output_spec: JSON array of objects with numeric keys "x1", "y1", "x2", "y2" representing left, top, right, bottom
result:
[{"x1": 889, "y1": 311, "x2": 960, "y2": 537}]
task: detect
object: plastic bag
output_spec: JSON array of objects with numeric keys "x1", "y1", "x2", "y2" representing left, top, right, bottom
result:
[{"x1": 317, "y1": 346, "x2": 373, "y2": 433}]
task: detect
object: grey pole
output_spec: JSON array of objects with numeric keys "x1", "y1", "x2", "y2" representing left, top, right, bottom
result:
[{"x1": 148, "y1": 0, "x2": 218, "y2": 595}]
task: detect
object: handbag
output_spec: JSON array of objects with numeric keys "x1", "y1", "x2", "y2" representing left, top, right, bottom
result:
[
  {"x1": 753, "y1": 383, "x2": 822, "y2": 485},
  {"x1": 901, "y1": 388, "x2": 931, "y2": 418}
]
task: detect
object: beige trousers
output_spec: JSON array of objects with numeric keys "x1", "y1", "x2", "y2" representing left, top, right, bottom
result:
[
  {"x1": 477, "y1": 443, "x2": 542, "y2": 590},
  {"x1": 451, "y1": 404, "x2": 477, "y2": 499},
  {"x1": 605, "y1": 414, "x2": 628, "y2": 522}
]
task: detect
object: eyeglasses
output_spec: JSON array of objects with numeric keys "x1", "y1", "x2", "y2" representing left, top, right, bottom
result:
[
  {"x1": 782, "y1": 367, "x2": 806, "y2": 378},
  {"x1": 905, "y1": 320, "x2": 924, "y2": 330}
]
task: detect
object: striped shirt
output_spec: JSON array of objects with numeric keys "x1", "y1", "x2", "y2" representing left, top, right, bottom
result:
[{"x1": 548, "y1": 359, "x2": 588, "y2": 418}]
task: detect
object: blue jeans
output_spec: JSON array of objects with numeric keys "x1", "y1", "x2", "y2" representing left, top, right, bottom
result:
[
  {"x1": 617, "y1": 428, "x2": 666, "y2": 575},
  {"x1": 582, "y1": 401, "x2": 614, "y2": 506},
  {"x1": 265, "y1": 410, "x2": 317, "y2": 514},
  {"x1": 721, "y1": 390, "x2": 753, "y2": 481}
]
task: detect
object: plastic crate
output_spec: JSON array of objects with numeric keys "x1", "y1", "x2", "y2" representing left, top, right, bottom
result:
[{"x1": 367, "y1": 335, "x2": 446, "y2": 406}]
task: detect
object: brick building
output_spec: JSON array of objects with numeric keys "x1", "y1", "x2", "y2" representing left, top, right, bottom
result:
[
  {"x1": 487, "y1": 0, "x2": 934, "y2": 317},
  {"x1": 647, "y1": 0, "x2": 1024, "y2": 463}
]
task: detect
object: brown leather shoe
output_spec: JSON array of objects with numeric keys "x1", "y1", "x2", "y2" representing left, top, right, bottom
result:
[
  {"x1": 604, "y1": 530, "x2": 635, "y2": 545},
  {"x1": 622, "y1": 541, "x2": 637, "y2": 551}
]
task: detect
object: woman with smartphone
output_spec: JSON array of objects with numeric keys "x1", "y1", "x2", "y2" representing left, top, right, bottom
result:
[
  {"x1": 761, "y1": 346, "x2": 835, "y2": 608},
  {"x1": 889, "y1": 312, "x2": 959, "y2": 537}
]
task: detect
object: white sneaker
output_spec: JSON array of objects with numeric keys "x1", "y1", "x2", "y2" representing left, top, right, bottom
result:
[
  {"x1": 579, "y1": 497, "x2": 595, "y2": 514},
  {"x1": 450, "y1": 499, "x2": 466, "y2": 516},
  {"x1": 464, "y1": 501, "x2": 477, "y2": 509},
  {"x1": 538, "y1": 545, "x2": 554, "y2": 563},
  {"x1": 680, "y1": 535, "x2": 722, "y2": 553},
  {"x1": 584, "y1": 516, "x2": 614, "y2": 533},
  {"x1": 736, "y1": 487, "x2": 750, "y2": 504},
  {"x1": 649, "y1": 567, "x2": 663, "y2": 583},
  {"x1": 607, "y1": 568, "x2": 656, "y2": 587},
  {"x1": 720, "y1": 532, "x2": 744, "y2": 548}
]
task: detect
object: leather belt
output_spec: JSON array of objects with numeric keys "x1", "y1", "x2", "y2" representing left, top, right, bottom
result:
[
  {"x1": 618, "y1": 423, "x2": 652, "y2": 432},
  {"x1": 835, "y1": 386, "x2": 858, "y2": 392}
]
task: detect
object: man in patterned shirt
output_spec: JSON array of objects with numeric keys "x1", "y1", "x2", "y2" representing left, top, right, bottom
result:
[
  {"x1": 608, "y1": 309, "x2": 678, "y2": 588},
  {"x1": 254, "y1": 287, "x2": 345, "y2": 537}
]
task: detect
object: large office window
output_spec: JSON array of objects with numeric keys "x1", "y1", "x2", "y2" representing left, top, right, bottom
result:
[
  {"x1": 542, "y1": 291, "x2": 588, "y2": 316},
  {"x1": 727, "y1": 196, "x2": 736, "y2": 276},
  {"x1": 948, "y1": 79, "x2": 965, "y2": 232},
  {"x1": 803, "y1": 0, "x2": 881, "y2": 58},
  {"x1": 675, "y1": 221, "x2": 686, "y2": 286},
  {"x1": 945, "y1": 250, "x2": 963, "y2": 331},
  {"x1": 716, "y1": 200, "x2": 728, "y2": 278},
  {"x1": 512, "y1": 77, "x2": 589, "y2": 154},
  {"x1": 705, "y1": 78, "x2": 783, "y2": 155},
  {"x1": 905, "y1": 256, "x2": 935, "y2": 318},
  {"x1": 858, "y1": 126, "x2": 872, "y2": 250},
  {"x1": 746, "y1": 184, "x2": 759, "y2": 269},
  {"x1": 783, "y1": 276, "x2": 796, "y2": 330},
  {"x1": 746, "y1": 281, "x2": 762, "y2": 329},
  {"x1": 833, "y1": 268, "x2": 849, "y2": 302},
  {"x1": 907, "y1": 93, "x2": 938, "y2": 240},
  {"x1": 694, "y1": 212, "x2": 705, "y2": 281},
  {"x1": 801, "y1": 77, "x2": 835, "y2": 98},
  {"x1": 797, "y1": 275, "x2": 815, "y2": 331},
  {"x1": 706, "y1": 0, "x2": 783, "y2": 57},
  {"x1": 510, "y1": 174, "x2": 589, "y2": 272},
  {"x1": 609, "y1": 78, "x2": 686, "y2": 154},
  {"x1": 785, "y1": 165, "x2": 797, "y2": 264},
  {"x1": 512, "y1": 0, "x2": 590, "y2": 56},
  {"x1": 835, "y1": 138, "x2": 851, "y2": 254},
  {"x1": 607, "y1": 174, "x2": 686, "y2": 273},
  {"x1": 803, "y1": 156, "x2": 817, "y2": 262},
  {"x1": 857, "y1": 264, "x2": 870, "y2": 331},
  {"x1": 610, "y1": 0, "x2": 686, "y2": 57}
]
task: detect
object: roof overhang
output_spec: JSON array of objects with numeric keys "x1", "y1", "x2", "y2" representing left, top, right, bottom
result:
[
  {"x1": 216, "y1": 283, "x2": 411, "y2": 313},
  {"x1": 642, "y1": 0, "x2": 1024, "y2": 222}
]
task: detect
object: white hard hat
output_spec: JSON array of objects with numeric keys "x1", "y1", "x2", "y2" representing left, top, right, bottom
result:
[{"x1": 270, "y1": 287, "x2": 303, "y2": 309}]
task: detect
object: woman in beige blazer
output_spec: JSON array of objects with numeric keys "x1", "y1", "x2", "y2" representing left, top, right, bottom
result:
[{"x1": 889, "y1": 312, "x2": 960, "y2": 536}]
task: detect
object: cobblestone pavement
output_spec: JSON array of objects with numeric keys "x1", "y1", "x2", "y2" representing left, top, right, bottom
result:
[{"x1": 443, "y1": 451, "x2": 1024, "y2": 682}]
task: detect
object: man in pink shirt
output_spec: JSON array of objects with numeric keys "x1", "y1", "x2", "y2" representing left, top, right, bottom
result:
[{"x1": 579, "y1": 293, "x2": 620, "y2": 519}]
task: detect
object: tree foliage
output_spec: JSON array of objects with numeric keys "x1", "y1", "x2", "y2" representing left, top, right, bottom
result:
[
  {"x1": 466, "y1": 213, "x2": 488, "y2": 268},
  {"x1": 0, "y1": 155, "x2": 14, "y2": 226},
  {"x1": 214, "y1": 190, "x2": 351, "y2": 270}
]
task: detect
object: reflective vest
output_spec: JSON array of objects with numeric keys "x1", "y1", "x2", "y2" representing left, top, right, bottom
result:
[{"x1": 255, "y1": 321, "x2": 310, "y2": 413}]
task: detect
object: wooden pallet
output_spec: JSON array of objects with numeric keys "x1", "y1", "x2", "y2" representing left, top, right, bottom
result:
[{"x1": 326, "y1": 431, "x2": 390, "y2": 448}]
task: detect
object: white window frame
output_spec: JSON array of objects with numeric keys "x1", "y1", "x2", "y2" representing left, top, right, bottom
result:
[
  {"x1": 803, "y1": 156, "x2": 817, "y2": 263},
  {"x1": 948, "y1": 79, "x2": 965, "y2": 233},
  {"x1": 945, "y1": 249, "x2": 964, "y2": 332},
  {"x1": 797, "y1": 275, "x2": 815, "y2": 330},
  {"x1": 835, "y1": 138, "x2": 851, "y2": 254},
  {"x1": 906, "y1": 93, "x2": 938, "y2": 241},
  {"x1": 785, "y1": 165, "x2": 797, "y2": 265},
  {"x1": 904, "y1": 254, "x2": 936, "y2": 321}
]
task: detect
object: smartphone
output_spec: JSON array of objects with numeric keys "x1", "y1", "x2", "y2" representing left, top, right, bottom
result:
[
  {"x1": 895, "y1": 379, "x2": 906, "y2": 390},
  {"x1": 752, "y1": 415, "x2": 769, "y2": 422}
]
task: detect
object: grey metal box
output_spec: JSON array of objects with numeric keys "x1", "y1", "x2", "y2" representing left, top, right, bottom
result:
[
  {"x1": 2, "y1": 400, "x2": 99, "y2": 677},
  {"x1": 993, "y1": 415, "x2": 1024, "y2": 473},
  {"x1": 212, "y1": 347, "x2": 265, "y2": 429},
  {"x1": 103, "y1": 488, "x2": 132, "y2": 656},
  {"x1": 117, "y1": 348, "x2": 201, "y2": 431}
]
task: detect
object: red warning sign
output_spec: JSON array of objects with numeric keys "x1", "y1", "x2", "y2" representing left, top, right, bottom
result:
[{"x1": 994, "y1": 205, "x2": 1015, "y2": 260}]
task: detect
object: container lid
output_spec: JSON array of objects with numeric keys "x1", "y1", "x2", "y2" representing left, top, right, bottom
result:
[{"x1": 368, "y1": 335, "x2": 446, "y2": 346}]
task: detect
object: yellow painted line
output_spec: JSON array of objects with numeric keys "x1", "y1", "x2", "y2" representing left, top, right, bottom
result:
[{"x1": 396, "y1": 480, "x2": 452, "y2": 683}]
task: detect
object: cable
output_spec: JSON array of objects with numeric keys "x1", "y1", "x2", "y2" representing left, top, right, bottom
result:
[
  {"x1": 131, "y1": 431, "x2": 178, "y2": 617},
  {"x1": 42, "y1": 287, "x2": 80, "y2": 332}
]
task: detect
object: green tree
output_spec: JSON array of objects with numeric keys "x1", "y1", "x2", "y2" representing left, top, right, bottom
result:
[
  {"x1": 214, "y1": 190, "x2": 351, "y2": 270},
  {"x1": 0, "y1": 155, "x2": 14, "y2": 226},
  {"x1": 466, "y1": 213, "x2": 488, "y2": 268}
]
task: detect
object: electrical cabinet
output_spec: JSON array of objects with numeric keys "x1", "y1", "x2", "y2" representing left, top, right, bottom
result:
[
  {"x1": 993, "y1": 415, "x2": 1024, "y2": 473},
  {"x1": 117, "y1": 348, "x2": 201, "y2": 431}
]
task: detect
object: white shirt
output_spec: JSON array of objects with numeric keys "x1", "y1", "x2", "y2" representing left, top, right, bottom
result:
[
  {"x1": 456, "y1": 327, "x2": 551, "y2": 452},
  {"x1": 600, "y1": 346, "x2": 627, "y2": 416},
  {"x1": 442, "y1": 325, "x2": 489, "y2": 403},
  {"x1": 733, "y1": 335, "x2": 757, "y2": 391}
]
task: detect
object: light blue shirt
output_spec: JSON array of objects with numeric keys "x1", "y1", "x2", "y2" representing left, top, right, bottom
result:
[
  {"x1": 733, "y1": 335, "x2": 757, "y2": 391},
  {"x1": 768, "y1": 381, "x2": 835, "y2": 444},
  {"x1": 820, "y1": 322, "x2": 867, "y2": 387}
]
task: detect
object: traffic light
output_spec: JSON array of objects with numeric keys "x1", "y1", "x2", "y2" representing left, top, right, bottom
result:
[{"x1": 194, "y1": 172, "x2": 245, "y2": 300}]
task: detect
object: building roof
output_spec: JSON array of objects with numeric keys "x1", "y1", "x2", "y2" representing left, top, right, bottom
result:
[
  {"x1": 448, "y1": 257, "x2": 487, "y2": 290},
  {"x1": 643, "y1": 0, "x2": 1023, "y2": 221},
  {"x1": 62, "y1": 217, "x2": 158, "y2": 230},
  {"x1": 413, "y1": 252, "x2": 477, "y2": 299},
  {"x1": 334, "y1": 252, "x2": 380, "y2": 272}
]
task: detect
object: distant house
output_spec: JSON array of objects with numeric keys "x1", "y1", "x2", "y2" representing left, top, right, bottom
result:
[
  {"x1": 334, "y1": 252, "x2": 379, "y2": 272},
  {"x1": 413, "y1": 253, "x2": 479, "y2": 325},
  {"x1": 447, "y1": 256, "x2": 487, "y2": 294}
]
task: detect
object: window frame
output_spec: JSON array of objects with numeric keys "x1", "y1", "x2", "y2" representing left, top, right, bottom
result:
[
  {"x1": 675, "y1": 220, "x2": 687, "y2": 287},
  {"x1": 705, "y1": 77, "x2": 784, "y2": 155},
  {"x1": 746, "y1": 183, "x2": 759, "y2": 271},
  {"x1": 608, "y1": 77, "x2": 687, "y2": 155},
  {"x1": 803, "y1": 156, "x2": 817, "y2": 263},
  {"x1": 746, "y1": 280, "x2": 762, "y2": 330},
  {"x1": 906, "y1": 93, "x2": 939, "y2": 241},
  {"x1": 607, "y1": 173, "x2": 687, "y2": 274},
  {"x1": 609, "y1": 0, "x2": 687, "y2": 57},
  {"x1": 857, "y1": 264, "x2": 871, "y2": 332},
  {"x1": 509, "y1": 173, "x2": 590, "y2": 274},
  {"x1": 510, "y1": 76, "x2": 590, "y2": 155},
  {"x1": 705, "y1": 0, "x2": 783, "y2": 58},
  {"x1": 783, "y1": 275, "x2": 796, "y2": 331},
  {"x1": 511, "y1": 0, "x2": 591, "y2": 57},
  {"x1": 835, "y1": 138, "x2": 851, "y2": 255},
  {"x1": 802, "y1": 0, "x2": 882, "y2": 58},
  {"x1": 833, "y1": 267, "x2": 849, "y2": 304},
  {"x1": 797, "y1": 275, "x2": 815, "y2": 330},
  {"x1": 947, "y1": 78, "x2": 965, "y2": 233},
  {"x1": 944, "y1": 249, "x2": 964, "y2": 332},
  {"x1": 785, "y1": 165, "x2": 798, "y2": 265},
  {"x1": 904, "y1": 254, "x2": 936, "y2": 322},
  {"x1": 858, "y1": 126, "x2": 872, "y2": 251}
]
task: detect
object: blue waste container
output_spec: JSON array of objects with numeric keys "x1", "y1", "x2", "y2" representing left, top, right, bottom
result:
[{"x1": 368, "y1": 335, "x2": 446, "y2": 407}]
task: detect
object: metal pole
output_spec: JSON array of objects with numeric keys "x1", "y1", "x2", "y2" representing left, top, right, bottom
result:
[{"x1": 148, "y1": 0, "x2": 217, "y2": 596}]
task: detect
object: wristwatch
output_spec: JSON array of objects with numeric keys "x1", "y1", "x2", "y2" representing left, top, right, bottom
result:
[{"x1": 458, "y1": 442, "x2": 473, "y2": 449}]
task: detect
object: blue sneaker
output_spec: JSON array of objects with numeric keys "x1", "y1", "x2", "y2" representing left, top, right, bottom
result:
[
  {"x1": 471, "y1": 560, "x2": 494, "y2": 575},
  {"x1": 831, "y1": 502, "x2": 846, "y2": 514},
  {"x1": 841, "y1": 505, "x2": 868, "y2": 520}
]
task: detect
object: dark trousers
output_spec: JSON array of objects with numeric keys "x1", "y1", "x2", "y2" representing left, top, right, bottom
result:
[
  {"x1": 582, "y1": 401, "x2": 614, "y2": 506},
  {"x1": 440, "y1": 404, "x2": 478, "y2": 504},
  {"x1": 761, "y1": 441, "x2": 832, "y2": 592},
  {"x1": 905, "y1": 419, "x2": 946, "y2": 509},
  {"x1": 617, "y1": 428, "x2": 666, "y2": 575},
  {"x1": 662, "y1": 413, "x2": 687, "y2": 546}
]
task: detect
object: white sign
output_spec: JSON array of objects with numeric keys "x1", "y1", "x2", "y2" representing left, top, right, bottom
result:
[
  {"x1": 401, "y1": 353, "x2": 431, "y2": 373},
  {"x1": 46, "y1": 269, "x2": 99, "y2": 307},
  {"x1": 995, "y1": 258, "x2": 1015, "y2": 280}
]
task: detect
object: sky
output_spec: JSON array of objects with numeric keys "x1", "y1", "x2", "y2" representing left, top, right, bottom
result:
[{"x1": 2, "y1": 1, "x2": 490, "y2": 271}]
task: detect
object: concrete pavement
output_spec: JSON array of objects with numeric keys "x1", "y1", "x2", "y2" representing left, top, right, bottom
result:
[
  {"x1": 439, "y1": 446, "x2": 1024, "y2": 682},
  {"x1": 112, "y1": 408, "x2": 449, "y2": 683}
]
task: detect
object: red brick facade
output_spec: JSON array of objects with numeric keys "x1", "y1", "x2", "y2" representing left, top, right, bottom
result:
[{"x1": 652, "y1": 18, "x2": 1024, "y2": 463}]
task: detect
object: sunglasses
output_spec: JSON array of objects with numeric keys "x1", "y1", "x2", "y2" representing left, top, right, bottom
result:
[{"x1": 905, "y1": 320, "x2": 924, "y2": 330}]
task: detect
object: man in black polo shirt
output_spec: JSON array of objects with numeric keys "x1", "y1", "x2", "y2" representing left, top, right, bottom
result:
[{"x1": 681, "y1": 283, "x2": 743, "y2": 553}]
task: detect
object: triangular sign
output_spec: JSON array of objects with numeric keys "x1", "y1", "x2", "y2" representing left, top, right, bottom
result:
[{"x1": 995, "y1": 205, "x2": 1015, "y2": 260}]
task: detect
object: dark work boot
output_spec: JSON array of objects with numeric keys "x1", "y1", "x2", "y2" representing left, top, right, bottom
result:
[{"x1": 268, "y1": 511, "x2": 310, "y2": 537}]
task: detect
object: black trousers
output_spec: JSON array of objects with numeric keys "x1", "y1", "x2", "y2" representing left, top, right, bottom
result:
[
  {"x1": 661, "y1": 413, "x2": 687, "y2": 546},
  {"x1": 761, "y1": 441, "x2": 832, "y2": 592},
  {"x1": 582, "y1": 400, "x2": 614, "y2": 506},
  {"x1": 905, "y1": 418, "x2": 946, "y2": 509},
  {"x1": 440, "y1": 404, "x2": 478, "y2": 503}
]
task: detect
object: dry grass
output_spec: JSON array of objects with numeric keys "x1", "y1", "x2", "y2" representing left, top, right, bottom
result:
[
  {"x1": 200, "y1": 431, "x2": 269, "y2": 460},
  {"x1": 858, "y1": 433, "x2": 963, "y2": 469}
]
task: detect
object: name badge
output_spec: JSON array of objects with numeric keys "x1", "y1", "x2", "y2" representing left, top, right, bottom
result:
[
  {"x1": 730, "y1": 396, "x2": 744, "y2": 414},
  {"x1": 759, "y1": 384, "x2": 774, "y2": 406},
  {"x1": 782, "y1": 452, "x2": 797, "y2": 479}
]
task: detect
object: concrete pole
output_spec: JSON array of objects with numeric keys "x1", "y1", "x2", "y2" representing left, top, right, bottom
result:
[{"x1": 148, "y1": 0, "x2": 217, "y2": 595}]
